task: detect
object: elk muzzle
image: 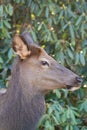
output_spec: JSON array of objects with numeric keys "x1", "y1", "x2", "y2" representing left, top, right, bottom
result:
[{"x1": 66, "y1": 76, "x2": 83, "y2": 91}]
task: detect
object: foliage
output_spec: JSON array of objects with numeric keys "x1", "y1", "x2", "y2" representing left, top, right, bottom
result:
[{"x1": 0, "y1": 0, "x2": 87, "y2": 130}]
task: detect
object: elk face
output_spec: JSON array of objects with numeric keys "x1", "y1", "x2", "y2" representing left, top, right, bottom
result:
[
  {"x1": 12, "y1": 32, "x2": 82, "y2": 94},
  {"x1": 37, "y1": 51, "x2": 82, "y2": 92}
]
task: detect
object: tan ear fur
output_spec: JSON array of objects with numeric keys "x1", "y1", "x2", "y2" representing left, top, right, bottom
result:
[
  {"x1": 12, "y1": 35, "x2": 31, "y2": 59},
  {"x1": 20, "y1": 33, "x2": 42, "y2": 57}
]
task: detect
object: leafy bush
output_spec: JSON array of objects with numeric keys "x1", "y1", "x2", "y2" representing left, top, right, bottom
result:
[{"x1": 0, "y1": 0, "x2": 87, "y2": 130}]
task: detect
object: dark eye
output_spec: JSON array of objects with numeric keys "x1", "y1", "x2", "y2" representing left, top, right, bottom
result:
[{"x1": 41, "y1": 61, "x2": 49, "y2": 67}]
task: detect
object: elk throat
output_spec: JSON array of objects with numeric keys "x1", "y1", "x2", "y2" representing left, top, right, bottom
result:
[{"x1": 0, "y1": 58, "x2": 46, "y2": 130}]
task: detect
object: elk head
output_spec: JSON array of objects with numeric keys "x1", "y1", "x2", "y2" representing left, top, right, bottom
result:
[{"x1": 12, "y1": 32, "x2": 82, "y2": 94}]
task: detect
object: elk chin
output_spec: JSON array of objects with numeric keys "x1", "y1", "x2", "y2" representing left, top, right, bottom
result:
[{"x1": 66, "y1": 85, "x2": 80, "y2": 91}]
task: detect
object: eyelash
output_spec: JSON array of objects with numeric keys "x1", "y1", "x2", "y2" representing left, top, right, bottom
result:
[{"x1": 41, "y1": 61, "x2": 49, "y2": 67}]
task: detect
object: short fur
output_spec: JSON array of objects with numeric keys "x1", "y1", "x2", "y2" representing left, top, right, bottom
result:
[{"x1": 0, "y1": 32, "x2": 82, "y2": 130}]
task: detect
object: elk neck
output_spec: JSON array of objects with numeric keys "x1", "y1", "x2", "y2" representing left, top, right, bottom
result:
[{"x1": 2, "y1": 57, "x2": 46, "y2": 130}]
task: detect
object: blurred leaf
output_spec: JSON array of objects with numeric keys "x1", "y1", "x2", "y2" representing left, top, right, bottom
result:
[
  {"x1": 53, "y1": 89, "x2": 61, "y2": 99},
  {"x1": 8, "y1": 48, "x2": 13, "y2": 59},
  {"x1": 79, "y1": 99, "x2": 87, "y2": 112},
  {"x1": 73, "y1": 126, "x2": 80, "y2": 130},
  {"x1": 65, "y1": 125, "x2": 69, "y2": 130},
  {"x1": 0, "y1": 21, "x2": 3, "y2": 29},
  {"x1": 81, "y1": 23, "x2": 85, "y2": 39},
  {"x1": 67, "y1": 48, "x2": 74, "y2": 59},
  {"x1": 45, "y1": 7, "x2": 49, "y2": 18},
  {"x1": 7, "y1": 4, "x2": 13, "y2": 16},
  {"x1": 58, "y1": 10, "x2": 63, "y2": 20},
  {"x1": 69, "y1": 24, "x2": 75, "y2": 40},
  {"x1": 13, "y1": 0, "x2": 20, "y2": 3},
  {"x1": 0, "y1": 57, "x2": 3, "y2": 63},
  {"x1": 0, "y1": 5, "x2": 3, "y2": 17},
  {"x1": 67, "y1": 7, "x2": 76, "y2": 18},
  {"x1": 59, "y1": 23, "x2": 69, "y2": 32},
  {"x1": 70, "y1": 125, "x2": 73, "y2": 130},
  {"x1": 37, "y1": 23, "x2": 42, "y2": 31},
  {"x1": 79, "y1": 53, "x2": 85, "y2": 66},
  {"x1": 38, "y1": 114, "x2": 49, "y2": 128},
  {"x1": 52, "y1": 115, "x2": 59, "y2": 125},
  {"x1": 30, "y1": 30, "x2": 37, "y2": 42},
  {"x1": 3, "y1": 20, "x2": 11, "y2": 29},
  {"x1": 75, "y1": 53, "x2": 79, "y2": 65},
  {"x1": 45, "y1": 120, "x2": 55, "y2": 130},
  {"x1": 75, "y1": 16, "x2": 82, "y2": 26}
]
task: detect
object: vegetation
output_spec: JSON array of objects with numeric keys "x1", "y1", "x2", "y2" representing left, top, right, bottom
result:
[{"x1": 0, "y1": 0, "x2": 87, "y2": 130}]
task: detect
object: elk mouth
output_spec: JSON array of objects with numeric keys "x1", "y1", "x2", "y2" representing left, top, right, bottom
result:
[
  {"x1": 66, "y1": 85, "x2": 80, "y2": 91},
  {"x1": 65, "y1": 77, "x2": 83, "y2": 91},
  {"x1": 66, "y1": 85, "x2": 73, "y2": 90}
]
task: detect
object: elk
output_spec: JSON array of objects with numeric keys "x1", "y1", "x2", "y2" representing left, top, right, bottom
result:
[{"x1": 0, "y1": 32, "x2": 82, "y2": 130}]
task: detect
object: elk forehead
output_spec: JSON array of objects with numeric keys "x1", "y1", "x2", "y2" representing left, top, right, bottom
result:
[
  {"x1": 40, "y1": 58, "x2": 50, "y2": 63},
  {"x1": 39, "y1": 49, "x2": 55, "y2": 63}
]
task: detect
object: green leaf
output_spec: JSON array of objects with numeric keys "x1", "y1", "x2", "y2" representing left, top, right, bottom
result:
[
  {"x1": 7, "y1": 4, "x2": 13, "y2": 16},
  {"x1": 37, "y1": 114, "x2": 49, "y2": 127},
  {"x1": 37, "y1": 9, "x2": 43, "y2": 16},
  {"x1": 45, "y1": 7, "x2": 49, "y2": 18},
  {"x1": 48, "y1": 106, "x2": 53, "y2": 114},
  {"x1": 53, "y1": 89, "x2": 61, "y2": 99},
  {"x1": 21, "y1": 0, "x2": 25, "y2": 4},
  {"x1": 0, "y1": 21, "x2": 3, "y2": 29},
  {"x1": 79, "y1": 53, "x2": 85, "y2": 66},
  {"x1": 8, "y1": 48, "x2": 13, "y2": 59},
  {"x1": 56, "y1": 51, "x2": 64, "y2": 65},
  {"x1": 60, "y1": 51, "x2": 64, "y2": 65},
  {"x1": 27, "y1": 0, "x2": 32, "y2": 6},
  {"x1": 59, "y1": 23, "x2": 69, "y2": 32},
  {"x1": 52, "y1": 33, "x2": 57, "y2": 42},
  {"x1": 54, "y1": 111, "x2": 60, "y2": 122},
  {"x1": 73, "y1": 126, "x2": 80, "y2": 130},
  {"x1": 13, "y1": 0, "x2": 20, "y2": 4},
  {"x1": 61, "y1": 112, "x2": 67, "y2": 123},
  {"x1": 65, "y1": 125, "x2": 69, "y2": 130},
  {"x1": 45, "y1": 121, "x2": 54, "y2": 130},
  {"x1": 2, "y1": 27, "x2": 10, "y2": 38},
  {"x1": 67, "y1": 7, "x2": 76, "y2": 18},
  {"x1": 70, "y1": 110, "x2": 77, "y2": 124},
  {"x1": 58, "y1": 10, "x2": 63, "y2": 20},
  {"x1": 75, "y1": 53, "x2": 79, "y2": 65},
  {"x1": 81, "y1": 23, "x2": 85, "y2": 39},
  {"x1": 0, "y1": 5, "x2": 3, "y2": 17},
  {"x1": 62, "y1": 23, "x2": 69, "y2": 30},
  {"x1": 52, "y1": 115, "x2": 59, "y2": 124},
  {"x1": 3, "y1": 20, "x2": 11, "y2": 29},
  {"x1": 0, "y1": 57, "x2": 3, "y2": 63},
  {"x1": 79, "y1": 100, "x2": 87, "y2": 112},
  {"x1": 70, "y1": 125, "x2": 73, "y2": 130},
  {"x1": 37, "y1": 23, "x2": 42, "y2": 31},
  {"x1": 69, "y1": 25, "x2": 75, "y2": 40},
  {"x1": 31, "y1": 30, "x2": 37, "y2": 42},
  {"x1": 75, "y1": 16, "x2": 82, "y2": 26},
  {"x1": 67, "y1": 48, "x2": 74, "y2": 59},
  {"x1": 62, "y1": 89, "x2": 68, "y2": 98},
  {"x1": 85, "y1": 16, "x2": 87, "y2": 21}
]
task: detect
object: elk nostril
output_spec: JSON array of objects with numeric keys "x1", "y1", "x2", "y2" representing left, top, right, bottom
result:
[{"x1": 76, "y1": 77, "x2": 83, "y2": 84}]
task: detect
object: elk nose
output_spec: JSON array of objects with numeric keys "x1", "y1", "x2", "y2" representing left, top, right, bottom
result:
[{"x1": 76, "y1": 77, "x2": 83, "y2": 84}]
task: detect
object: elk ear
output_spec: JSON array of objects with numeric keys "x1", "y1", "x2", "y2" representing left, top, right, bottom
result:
[
  {"x1": 12, "y1": 35, "x2": 31, "y2": 59},
  {"x1": 20, "y1": 31, "x2": 41, "y2": 57}
]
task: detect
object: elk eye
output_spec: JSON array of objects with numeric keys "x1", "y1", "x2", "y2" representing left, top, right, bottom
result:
[{"x1": 41, "y1": 61, "x2": 49, "y2": 67}]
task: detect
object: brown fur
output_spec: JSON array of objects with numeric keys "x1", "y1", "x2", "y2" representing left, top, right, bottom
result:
[{"x1": 0, "y1": 32, "x2": 82, "y2": 130}]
